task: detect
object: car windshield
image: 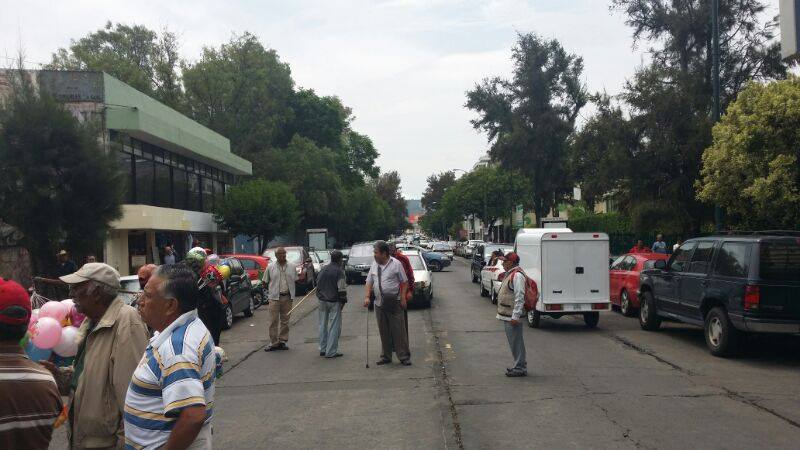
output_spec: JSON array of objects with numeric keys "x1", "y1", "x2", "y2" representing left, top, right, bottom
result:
[
  {"x1": 432, "y1": 243, "x2": 450, "y2": 251},
  {"x1": 408, "y1": 255, "x2": 426, "y2": 270},
  {"x1": 350, "y1": 245, "x2": 373, "y2": 257},
  {"x1": 264, "y1": 249, "x2": 303, "y2": 264},
  {"x1": 316, "y1": 251, "x2": 331, "y2": 262},
  {"x1": 760, "y1": 241, "x2": 800, "y2": 281}
]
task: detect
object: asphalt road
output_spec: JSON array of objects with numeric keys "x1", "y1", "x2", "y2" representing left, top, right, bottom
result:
[
  {"x1": 51, "y1": 258, "x2": 800, "y2": 449},
  {"x1": 211, "y1": 258, "x2": 800, "y2": 449}
]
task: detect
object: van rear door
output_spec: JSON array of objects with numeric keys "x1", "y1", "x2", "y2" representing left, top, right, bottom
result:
[{"x1": 541, "y1": 233, "x2": 609, "y2": 310}]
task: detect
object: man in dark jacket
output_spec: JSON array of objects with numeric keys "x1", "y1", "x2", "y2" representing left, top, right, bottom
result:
[{"x1": 316, "y1": 251, "x2": 347, "y2": 358}]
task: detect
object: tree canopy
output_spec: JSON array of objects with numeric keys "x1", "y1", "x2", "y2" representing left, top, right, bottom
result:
[
  {"x1": 214, "y1": 179, "x2": 300, "y2": 253},
  {"x1": 0, "y1": 71, "x2": 124, "y2": 274},
  {"x1": 466, "y1": 32, "x2": 587, "y2": 224},
  {"x1": 421, "y1": 171, "x2": 457, "y2": 213},
  {"x1": 48, "y1": 21, "x2": 183, "y2": 109},
  {"x1": 697, "y1": 77, "x2": 800, "y2": 229}
]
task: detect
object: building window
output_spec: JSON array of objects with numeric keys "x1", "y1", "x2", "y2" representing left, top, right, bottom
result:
[
  {"x1": 188, "y1": 173, "x2": 201, "y2": 212},
  {"x1": 117, "y1": 151, "x2": 134, "y2": 203},
  {"x1": 173, "y1": 168, "x2": 188, "y2": 210},
  {"x1": 201, "y1": 176, "x2": 214, "y2": 213},
  {"x1": 154, "y1": 163, "x2": 172, "y2": 208},
  {"x1": 135, "y1": 156, "x2": 154, "y2": 205}
]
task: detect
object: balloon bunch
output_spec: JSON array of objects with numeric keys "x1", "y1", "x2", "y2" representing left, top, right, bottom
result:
[
  {"x1": 25, "y1": 299, "x2": 85, "y2": 362},
  {"x1": 186, "y1": 247, "x2": 232, "y2": 289}
]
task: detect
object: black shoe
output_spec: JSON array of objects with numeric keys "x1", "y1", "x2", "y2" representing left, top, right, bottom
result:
[
  {"x1": 400, "y1": 360, "x2": 412, "y2": 366},
  {"x1": 376, "y1": 358, "x2": 391, "y2": 365},
  {"x1": 320, "y1": 352, "x2": 326, "y2": 356},
  {"x1": 505, "y1": 370, "x2": 527, "y2": 377},
  {"x1": 265, "y1": 345, "x2": 279, "y2": 352},
  {"x1": 326, "y1": 353, "x2": 343, "y2": 358},
  {"x1": 277, "y1": 343, "x2": 289, "y2": 350}
]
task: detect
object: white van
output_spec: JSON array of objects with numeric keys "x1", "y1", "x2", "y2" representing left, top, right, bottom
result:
[{"x1": 514, "y1": 228, "x2": 610, "y2": 328}]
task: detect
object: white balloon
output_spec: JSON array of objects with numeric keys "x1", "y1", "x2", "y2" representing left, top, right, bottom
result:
[{"x1": 53, "y1": 326, "x2": 80, "y2": 357}]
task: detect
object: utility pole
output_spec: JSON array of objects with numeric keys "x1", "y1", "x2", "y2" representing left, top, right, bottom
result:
[{"x1": 712, "y1": 0, "x2": 724, "y2": 231}]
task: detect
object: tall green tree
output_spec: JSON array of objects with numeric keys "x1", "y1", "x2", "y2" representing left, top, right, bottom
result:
[
  {"x1": 0, "y1": 70, "x2": 124, "y2": 274},
  {"x1": 48, "y1": 21, "x2": 183, "y2": 109},
  {"x1": 610, "y1": 0, "x2": 786, "y2": 233},
  {"x1": 372, "y1": 171, "x2": 408, "y2": 235},
  {"x1": 466, "y1": 33, "x2": 588, "y2": 225},
  {"x1": 421, "y1": 171, "x2": 457, "y2": 213},
  {"x1": 697, "y1": 78, "x2": 800, "y2": 229},
  {"x1": 214, "y1": 179, "x2": 299, "y2": 253},
  {"x1": 182, "y1": 33, "x2": 295, "y2": 158}
]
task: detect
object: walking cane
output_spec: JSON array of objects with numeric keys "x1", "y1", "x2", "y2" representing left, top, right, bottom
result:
[
  {"x1": 288, "y1": 287, "x2": 317, "y2": 315},
  {"x1": 365, "y1": 304, "x2": 370, "y2": 369}
]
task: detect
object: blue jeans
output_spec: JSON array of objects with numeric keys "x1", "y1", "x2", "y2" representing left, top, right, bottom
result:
[{"x1": 318, "y1": 300, "x2": 343, "y2": 357}]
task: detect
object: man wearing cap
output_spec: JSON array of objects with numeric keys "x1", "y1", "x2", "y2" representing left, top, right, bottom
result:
[
  {"x1": 41, "y1": 263, "x2": 149, "y2": 449},
  {"x1": 56, "y1": 250, "x2": 78, "y2": 277},
  {"x1": 0, "y1": 278, "x2": 63, "y2": 450},
  {"x1": 496, "y1": 252, "x2": 527, "y2": 377}
]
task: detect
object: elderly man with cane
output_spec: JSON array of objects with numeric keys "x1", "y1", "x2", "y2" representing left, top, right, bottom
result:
[{"x1": 363, "y1": 241, "x2": 410, "y2": 366}]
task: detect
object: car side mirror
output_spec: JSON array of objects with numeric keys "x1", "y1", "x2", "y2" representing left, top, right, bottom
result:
[{"x1": 653, "y1": 259, "x2": 667, "y2": 270}]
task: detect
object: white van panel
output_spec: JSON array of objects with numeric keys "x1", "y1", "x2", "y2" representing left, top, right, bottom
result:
[
  {"x1": 570, "y1": 240, "x2": 609, "y2": 302},
  {"x1": 542, "y1": 241, "x2": 575, "y2": 302}
]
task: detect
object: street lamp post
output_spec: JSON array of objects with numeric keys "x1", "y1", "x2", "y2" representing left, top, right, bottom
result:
[{"x1": 712, "y1": 0, "x2": 724, "y2": 231}]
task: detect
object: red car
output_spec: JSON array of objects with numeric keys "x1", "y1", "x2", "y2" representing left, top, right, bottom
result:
[
  {"x1": 220, "y1": 254, "x2": 269, "y2": 281},
  {"x1": 221, "y1": 254, "x2": 269, "y2": 307},
  {"x1": 609, "y1": 253, "x2": 670, "y2": 316}
]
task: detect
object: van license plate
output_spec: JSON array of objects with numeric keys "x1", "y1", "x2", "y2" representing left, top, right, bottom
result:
[{"x1": 570, "y1": 304, "x2": 581, "y2": 311}]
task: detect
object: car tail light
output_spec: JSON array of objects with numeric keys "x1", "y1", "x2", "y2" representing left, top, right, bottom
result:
[
  {"x1": 546, "y1": 304, "x2": 563, "y2": 311},
  {"x1": 551, "y1": 234, "x2": 558, "y2": 238},
  {"x1": 593, "y1": 234, "x2": 599, "y2": 238},
  {"x1": 744, "y1": 285, "x2": 760, "y2": 311},
  {"x1": 592, "y1": 303, "x2": 608, "y2": 310}
]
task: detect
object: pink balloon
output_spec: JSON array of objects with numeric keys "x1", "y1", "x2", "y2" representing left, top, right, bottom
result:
[
  {"x1": 40, "y1": 301, "x2": 68, "y2": 322},
  {"x1": 29, "y1": 308, "x2": 40, "y2": 327},
  {"x1": 31, "y1": 317, "x2": 62, "y2": 349},
  {"x1": 53, "y1": 326, "x2": 80, "y2": 357},
  {"x1": 69, "y1": 308, "x2": 86, "y2": 328}
]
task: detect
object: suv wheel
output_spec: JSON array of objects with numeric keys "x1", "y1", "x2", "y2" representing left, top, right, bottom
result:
[
  {"x1": 480, "y1": 281, "x2": 489, "y2": 297},
  {"x1": 243, "y1": 295, "x2": 255, "y2": 317},
  {"x1": 638, "y1": 290, "x2": 661, "y2": 331},
  {"x1": 490, "y1": 287, "x2": 498, "y2": 305},
  {"x1": 620, "y1": 290, "x2": 634, "y2": 317},
  {"x1": 430, "y1": 261, "x2": 441, "y2": 272},
  {"x1": 705, "y1": 307, "x2": 742, "y2": 357}
]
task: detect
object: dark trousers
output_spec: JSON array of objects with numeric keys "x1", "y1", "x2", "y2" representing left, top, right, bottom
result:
[
  {"x1": 375, "y1": 295, "x2": 410, "y2": 362},
  {"x1": 199, "y1": 306, "x2": 223, "y2": 345}
]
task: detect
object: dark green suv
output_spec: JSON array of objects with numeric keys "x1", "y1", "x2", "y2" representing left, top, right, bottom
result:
[{"x1": 638, "y1": 232, "x2": 800, "y2": 357}]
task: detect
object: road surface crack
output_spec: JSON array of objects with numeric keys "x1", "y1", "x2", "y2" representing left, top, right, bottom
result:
[
  {"x1": 611, "y1": 335, "x2": 695, "y2": 375},
  {"x1": 721, "y1": 387, "x2": 800, "y2": 429},
  {"x1": 429, "y1": 309, "x2": 465, "y2": 450}
]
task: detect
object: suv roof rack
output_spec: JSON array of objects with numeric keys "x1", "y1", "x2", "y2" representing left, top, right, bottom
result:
[{"x1": 713, "y1": 230, "x2": 800, "y2": 237}]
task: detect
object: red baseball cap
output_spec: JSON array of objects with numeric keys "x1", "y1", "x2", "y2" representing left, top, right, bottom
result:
[
  {"x1": 0, "y1": 278, "x2": 31, "y2": 325},
  {"x1": 499, "y1": 252, "x2": 520, "y2": 264}
]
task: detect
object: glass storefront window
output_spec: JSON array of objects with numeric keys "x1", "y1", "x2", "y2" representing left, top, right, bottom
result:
[
  {"x1": 173, "y1": 168, "x2": 188, "y2": 210},
  {"x1": 135, "y1": 157, "x2": 154, "y2": 205},
  {"x1": 154, "y1": 163, "x2": 172, "y2": 208},
  {"x1": 201, "y1": 176, "x2": 214, "y2": 212},
  {"x1": 117, "y1": 151, "x2": 134, "y2": 203},
  {"x1": 188, "y1": 173, "x2": 201, "y2": 212}
]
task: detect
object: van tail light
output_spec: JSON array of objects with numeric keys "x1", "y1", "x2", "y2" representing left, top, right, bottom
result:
[
  {"x1": 546, "y1": 304, "x2": 563, "y2": 311},
  {"x1": 592, "y1": 303, "x2": 608, "y2": 310},
  {"x1": 744, "y1": 285, "x2": 760, "y2": 311}
]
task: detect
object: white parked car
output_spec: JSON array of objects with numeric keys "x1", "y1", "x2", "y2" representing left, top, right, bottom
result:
[
  {"x1": 403, "y1": 250, "x2": 433, "y2": 308},
  {"x1": 479, "y1": 248, "x2": 512, "y2": 304}
]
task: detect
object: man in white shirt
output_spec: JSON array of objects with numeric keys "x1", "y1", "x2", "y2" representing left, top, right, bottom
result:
[
  {"x1": 263, "y1": 247, "x2": 297, "y2": 351},
  {"x1": 363, "y1": 241, "x2": 410, "y2": 366}
]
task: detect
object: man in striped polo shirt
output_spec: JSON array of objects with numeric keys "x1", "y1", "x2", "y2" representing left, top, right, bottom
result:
[
  {"x1": 0, "y1": 278, "x2": 63, "y2": 450},
  {"x1": 125, "y1": 265, "x2": 215, "y2": 449}
]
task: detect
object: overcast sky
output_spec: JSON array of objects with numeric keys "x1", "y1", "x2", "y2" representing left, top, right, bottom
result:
[{"x1": 1, "y1": 0, "x2": 654, "y2": 198}]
